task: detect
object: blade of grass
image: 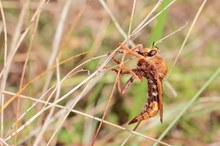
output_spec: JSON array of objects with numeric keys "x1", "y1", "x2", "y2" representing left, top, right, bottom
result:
[
  {"x1": 0, "y1": 0, "x2": 8, "y2": 138},
  {"x1": 0, "y1": 51, "x2": 88, "y2": 113},
  {"x1": 132, "y1": 0, "x2": 163, "y2": 35},
  {"x1": 33, "y1": 58, "x2": 61, "y2": 146},
  {"x1": 120, "y1": 1, "x2": 176, "y2": 145},
  {"x1": 3, "y1": 53, "x2": 107, "y2": 141},
  {"x1": 1, "y1": 0, "x2": 48, "y2": 139},
  {"x1": 130, "y1": 0, "x2": 176, "y2": 37},
  {"x1": 167, "y1": 0, "x2": 208, "y2": 79},
  {"x1": 148, "y1": 0, "x2": 171, "y2": 45},
  {"x1": 42, "y1": 0, "x2": 73, "y2": 94},
  {"x1": 155, "y1": 22, "x2": 188, "y2": 45},
  {"x1": 153, "y1": 67, "x2": 220, "y2": 146},
  {"x1": 98, "y1": 0, "x2": 135, "y2": 47},
  {"x1": 92, "y1": 1, "x2": 137, "y2": 145},
  {"x1": 3, "y1": 91, "x2": 171, "y2": 146},
  {"x1": 15, "y1": 1, "x2": 37, "y2": 144},
  {"x1": 0, "y1": 138, "x2": 9, "y2": 146},
  {"x1": 154, "y1": 1, "x2": 209, "y2": 144}
]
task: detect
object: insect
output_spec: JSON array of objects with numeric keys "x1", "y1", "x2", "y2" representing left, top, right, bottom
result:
[{"x1": 105, "y1": 42, "x2": 167, "y2": 124}]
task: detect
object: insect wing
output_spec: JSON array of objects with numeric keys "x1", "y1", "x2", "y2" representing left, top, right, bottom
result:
[{"x1": 157, "y1": 78, "x2": 163, "y2": 123}]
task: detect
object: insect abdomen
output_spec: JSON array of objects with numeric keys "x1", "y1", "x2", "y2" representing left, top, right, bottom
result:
[
  {"x1": 128, "y1": 79, "x2": 159, "y2": 124},
  {"x1": 128, "y1": 101, "x2": 159, "y2": 124}
]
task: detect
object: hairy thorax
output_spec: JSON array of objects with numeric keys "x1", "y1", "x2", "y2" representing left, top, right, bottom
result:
[{"x1": 137, "y1": 55, "x2": 167, "y2": 80}]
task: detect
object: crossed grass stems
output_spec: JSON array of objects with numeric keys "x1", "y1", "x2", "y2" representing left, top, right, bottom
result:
[
  {"x1": 0, "y1": 1, "x2": 182, "y2": 145},
  {"x1": 1, "y1": 0, "x2": 174, "y2": 145},
  {"x1": 0, "y1": 0, "x2": 215, "y2": 146}
]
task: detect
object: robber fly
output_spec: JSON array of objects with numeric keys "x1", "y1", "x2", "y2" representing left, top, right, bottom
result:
[{"x1": 105, "y1": 42, "x2": 167, "y2": 124}]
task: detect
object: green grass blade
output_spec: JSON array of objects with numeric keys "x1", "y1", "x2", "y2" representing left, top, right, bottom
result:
[
  {"x1": 148, "y1": 0, "x2": 171, "y2": 45},
  {"x1": 153, "y1": 67, "x2": 220, "y2": 146}
]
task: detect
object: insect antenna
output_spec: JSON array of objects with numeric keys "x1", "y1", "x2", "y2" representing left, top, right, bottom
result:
[{"x1": 152, "y1": 41, "x2": 159, "y2": 49}]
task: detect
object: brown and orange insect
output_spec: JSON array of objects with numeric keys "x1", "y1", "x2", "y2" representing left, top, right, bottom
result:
[{"x1": 105, "y1": 42, "x2": 167, "y2": 124}]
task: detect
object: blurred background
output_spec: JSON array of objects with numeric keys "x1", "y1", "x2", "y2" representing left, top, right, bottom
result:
[{"x1": 0, "y1": 0, "x2": 220, "y2": 145}]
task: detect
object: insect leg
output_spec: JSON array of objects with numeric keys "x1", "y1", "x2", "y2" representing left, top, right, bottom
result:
[
  {"x1": 108, "y1": 44, "x2": 144, "y2": 56},
  {"x1": 117, "y1": 69, "x2": 142, "y2": 95},
  {"x1": 131, "y1": 44, "x2": 144, "y2": 52},
  {"x1": 118, "y1": 43, "x2": 145, "y2": 59},
  {"x1": 108, "y1": 56, "x2": 141, "y2": 81},
  {"x1": 117, "y1": 76, "x2": 135, "y2": 95},
  {"x1": 103, "y1": 66, "x2": 130, "y2": 76},
  {"x1": 103, "y1": 66, "x2": 133, "y2": 94},
  {"x1": 120, "y1": 67, "x2": 141, "y2": 81},
  {"x1": 110, "y1": 56, "x2": 121, "y2": 65}
]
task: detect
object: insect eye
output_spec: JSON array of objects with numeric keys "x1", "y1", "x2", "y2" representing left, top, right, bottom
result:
[{"x1": 148, "y1": 50, "x2": 157, "y2": 56}]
